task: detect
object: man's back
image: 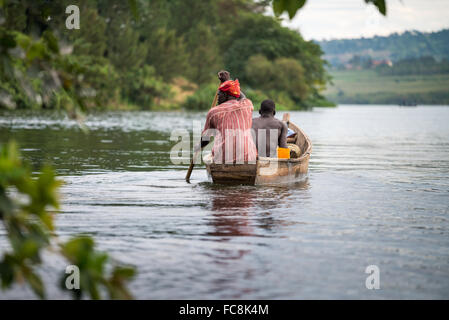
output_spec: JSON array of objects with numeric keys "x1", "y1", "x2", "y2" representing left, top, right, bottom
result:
[
  {"x1": 203, "y1": 99, "x2": 257, "y2": 164},
  {"x1": 252, "y1": 115, "x2": 287, "y2": 157}
]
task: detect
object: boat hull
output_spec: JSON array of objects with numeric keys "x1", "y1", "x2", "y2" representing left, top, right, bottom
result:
[
  {"x1": 205, "y1": 155, "x2": 310, "y2": 186},
  {"x1": 204, "y1": 115, "x2": 312, "y2": 186}
]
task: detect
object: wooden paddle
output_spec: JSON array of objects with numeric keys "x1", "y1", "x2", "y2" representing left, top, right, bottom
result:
[{"x1": 185, "y1": 89, "x2": 219, "y2": 183}]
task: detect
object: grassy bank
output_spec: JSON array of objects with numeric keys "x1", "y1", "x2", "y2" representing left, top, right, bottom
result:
[{"x1": 324, "y1": 70, "x2": 449, "y2": 105}]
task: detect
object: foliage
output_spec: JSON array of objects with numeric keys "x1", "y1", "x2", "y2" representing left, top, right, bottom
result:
[
  {"x1": 121, "y1": 65, "x2": 171, "y2": 109},
  {"x1": 272, "y1": 0, "x2": 386, "y2": 19},
  {"x1": 0, "y1": 0, "x2": 131, "y2": 112},
  {"x1": 0, "y1": 0, "x2": 333, "y2": 111},
  {"x1": 0, "y1": 141, "x2": 136, "y2": 299},
  {"x1": 0, "y1": 1, "x2": 85, "y2": 114},
  {"x1": 103, "y1": 6, "x2": 148, "y2": 73},
  {"x1": 183, "y1": 83, "x2": 218, "y2": 111},
  {"x1": 244, "y1": 88, "x2": 270, "y2": 109},
  {"x1": 246, "y1": 55, "x2": 308, "y2": 101},
  {"x1": 344, "y1": 55, "x2": 375, "y2": 70},
  {"x1": 223, "y1": 13, "x2": 328, "y2": 105},
  {"x1": 184, "y1": 23, "x2": 221, "y2": 85},
  {"x1": 0, "y1": 0, "x2": 344, "y2": 111},
  {"x1": 343, "y1": 55, "x2": 449, "y2": 77},
  {"x1": 68, "y1": 8, "x2": 107, "y2": 57},
  {"x1": 272, "y1": 0, "x2": 306, "y2": 19},
  {"x1": 376, "y1": 56, "x2": 449, "y2": 76},
  {"x1": 365, "y1": 0, "x2": 386, "y2": 15},
  {"x1": 0, "y1": 142, "x2": 59, "y2": 298},
  {"x1": 145, "y1": 28, "x2": 189, "y2": 82},
  {"x1": 60, "y1": 237, "x2": 135, "y2": 300},
  {"x1": 57, "y1": 55, "x2": 120, "y2": 110}
]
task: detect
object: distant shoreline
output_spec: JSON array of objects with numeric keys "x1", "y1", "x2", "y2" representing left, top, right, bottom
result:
[{"x1": 323, "y1": 70, "x2": 449, "y2": 105}]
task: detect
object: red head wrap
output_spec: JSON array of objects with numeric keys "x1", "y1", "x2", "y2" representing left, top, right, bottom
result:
[{"x1": 218, "y1": 79, "x2": 240, "y2": 98}]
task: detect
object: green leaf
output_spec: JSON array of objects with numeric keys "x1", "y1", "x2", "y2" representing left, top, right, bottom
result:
[
  {"x1": 17, "y1": 239, "x2": 39, "y2": 260},
  {"x1": 272, "y1": 0, "x2": 284, "y2": 16},
  {"x1": 14, "y1": 33, "x2": 31, "y2": 51},
  {"x1": 0, "y1": 257, "x2": 15, "y2": 288},
  {"x1": 127, "y1": 0, "x2": 139, "y2": 21},
  {"x1": 272, "y1": 0, "x2": 307, "y2": 19},
  {"x1": 61, "y1": 236, "x2": 95, "y2": 262},
  {"x1": 26, "y1": 42, "x2": 46, "y2": 62},
  {"x1": 24, "y1": 269, "x2": 45, "y2": 299},
  {"x1": 272, "y1": 0, "x2": 387, "y2": 19},
  {"x1": 112, "y1": 266, "x2": 136, "y2": 280},
  {"x1": 43, "y1": 30, "x2": 59, "y2": 54},
  {"x1": 0, "y1": 32, "x2": 16, "y2": 49},
  {"x1": 365, "y1": 0, "x2": 387, "y2": 15},
  {"x1": 286, "y1": 0, "x2": 306, "y2": 19}
]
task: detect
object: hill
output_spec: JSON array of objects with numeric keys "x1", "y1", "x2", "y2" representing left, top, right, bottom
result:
[
  {"x1": 318, "y1": 29, "x2": 449, "y2": 105},
  {"x1": 319, "y1": 29, "x2": 449, "y2": 67}
]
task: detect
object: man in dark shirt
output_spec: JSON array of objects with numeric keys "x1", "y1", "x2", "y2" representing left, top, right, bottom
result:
[{"x1": 252, "y1": 99, "x2": 288, "y2": 158}]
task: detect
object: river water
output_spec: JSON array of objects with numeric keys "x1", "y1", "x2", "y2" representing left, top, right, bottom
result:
[{"x1": 1, "y1": 105, "x2": 448, "y2": 299}]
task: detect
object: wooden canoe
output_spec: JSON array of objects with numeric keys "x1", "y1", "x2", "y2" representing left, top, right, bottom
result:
[{"x1": 203, "y1": 113, "x2": 312, "y2": 185}]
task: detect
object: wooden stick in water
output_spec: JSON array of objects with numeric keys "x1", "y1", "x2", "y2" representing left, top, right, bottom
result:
[{"x1": 185, "y1": 89, "x2": 219, "y2": 183}]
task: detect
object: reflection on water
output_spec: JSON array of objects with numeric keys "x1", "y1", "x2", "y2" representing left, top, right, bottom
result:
[
  {"x1": 205, "y1": 180, "x2": 309, "y2": 240},
  {"x1": 1, "y1": 106, "x2": 449, "y2": 299},
  {"x1": 208, "y1": 186, "x2": 255, "y2": 238}
]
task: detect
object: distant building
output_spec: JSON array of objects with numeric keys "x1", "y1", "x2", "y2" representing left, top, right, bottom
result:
[{"x1": 372, "y1": 59, "x2": 393, "y2": 67}]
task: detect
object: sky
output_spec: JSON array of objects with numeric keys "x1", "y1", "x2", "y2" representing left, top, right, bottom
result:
[{"x1": 271, "y1": 0, "x2": 449, "y2": 41}]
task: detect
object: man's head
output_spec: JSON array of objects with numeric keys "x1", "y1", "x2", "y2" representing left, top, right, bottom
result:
[
  {"x1": 218, "y1": 79, "x2": 241, "y2": 105},
  {"x1": 260, "y1": 99, "x2": 276, "y2": 116},
  {"x1": 218, "y1": 91, "x2": 237, "y2": 105}
]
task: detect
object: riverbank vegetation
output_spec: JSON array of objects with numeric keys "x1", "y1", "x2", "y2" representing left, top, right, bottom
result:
[{"x1": 0, "y1": 0, "x2": 334, "y2": 112}]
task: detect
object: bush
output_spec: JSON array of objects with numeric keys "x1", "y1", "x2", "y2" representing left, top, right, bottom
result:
[
  {"x1": 244, "y1": 88, "x2": 269, "y2": 109},
  {"x1": 245, "y1": 55, "x2": 309, "y2": 107},
  {"x1": 121, "y1": 65, "x2": 172, "y2": 109},
  {"x1": 182, "y1": 83, "x2": 218, "y2": 111},
  {"x1": 58, "y1": 55, "x2": 120, "y2": 109}
]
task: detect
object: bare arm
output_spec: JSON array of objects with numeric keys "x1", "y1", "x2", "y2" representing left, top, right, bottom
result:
[
  {"x1": 199, "y1": 111, "x2": 215, "y2": 150},
  {"x1": 279, "y1": 122, "x2": 288, "y2": 148}
]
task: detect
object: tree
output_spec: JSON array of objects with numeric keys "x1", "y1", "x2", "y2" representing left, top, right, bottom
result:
[
  {"x1": 145, "y1": 28, "x2": 189, "y2": 82},
  {"x1": 1, "y1": 0, "x2": 347, "y2": 111},
  {"x1": 224, "y1": 14, "x2": 326, "y2": 102},
  {"x1": 274, "y1": 57, "x2": 308, "y2": 101},
  {"x1": 246, "y1": 55, "x2": 275, "y2": 85},
  {"x1": 122, "y1": 65, "x2": 171, "y2": 108},
  {"x1": 246, "y1": 55, "x2": 308, "y2": 104},
  {"x1": 102, "y1": 10, "x2": 147, "y2": 72},
  {"x1": 69, "y1": 8, "x2": 107, "y2": 57},
  {"x1": 185, "y1": 23, "x2": 221, "y2": 85}
]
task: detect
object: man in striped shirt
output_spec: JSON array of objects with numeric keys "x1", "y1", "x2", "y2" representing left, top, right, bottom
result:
[{"x1": 201, "y1": 71, "x2": 257, "y2": 164}]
